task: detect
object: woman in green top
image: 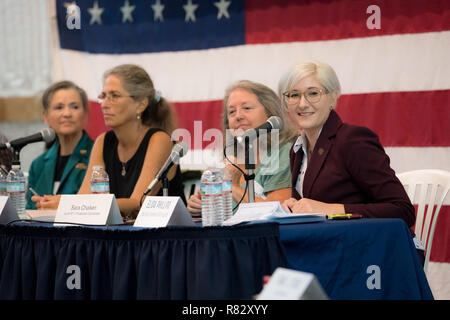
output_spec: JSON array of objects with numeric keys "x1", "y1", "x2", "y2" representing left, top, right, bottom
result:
[
  {"x1": 187, "y1": 80, "x2": 297, "y2": 216},
  {"x1": 26, "y1": 81, "x2": 94, "y2": 209}
]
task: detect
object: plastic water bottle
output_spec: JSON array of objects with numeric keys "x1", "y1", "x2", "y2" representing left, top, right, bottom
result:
[
  {"x1": 7, "y1": 162, "x2": 28, "y2": 219},
  {"x1": 90, "y1": 165, "x2": 110, "y2": 194},
  {"x1": 0, "y1": 165, "x2": 8, "y2": 196},
  {"x1": 222, "y1": 167, "x2": 233, "y2": 221},
  {"x1": 201, "y1": 168, "x2": 223, "y2": 226}
]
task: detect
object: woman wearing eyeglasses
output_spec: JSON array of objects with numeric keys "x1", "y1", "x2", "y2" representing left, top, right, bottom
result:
[
  {"x1": 280, "y1": 60, "x2": 415, "y2": 227},
  {"x1": 33, "y1": 64, "x2": 184, "y2": 219}
]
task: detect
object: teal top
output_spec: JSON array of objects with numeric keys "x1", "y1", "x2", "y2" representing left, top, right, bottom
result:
[
  {"x1": 26, "y1": 131, "x2": 94, "y2": 209},
  {"x1": 234, "y1": 142, "x2": 293, "y2": 208}
]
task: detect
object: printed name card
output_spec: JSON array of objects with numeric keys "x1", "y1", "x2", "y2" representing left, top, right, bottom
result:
[
  {"x1": 0, "y1": 196, "x2": 19, "y2": 225},
  {"x1": 54, "y1": 194, "x2": 123, "y2": 226},
  {"x1": 134, "y1": 196, "x2": 195, "y2": 228},
  {"x1": 257, "y1": 267, "x2": 328, "y2": 300}
]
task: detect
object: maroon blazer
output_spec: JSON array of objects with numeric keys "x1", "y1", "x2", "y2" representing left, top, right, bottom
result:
[{"x1": 290, "y1": 110, "x2": 415, "y2": 227}]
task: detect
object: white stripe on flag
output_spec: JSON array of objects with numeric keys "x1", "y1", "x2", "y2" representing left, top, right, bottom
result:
[{"x1": 57, "y1": 31, "x2": 450, "y2": 101}]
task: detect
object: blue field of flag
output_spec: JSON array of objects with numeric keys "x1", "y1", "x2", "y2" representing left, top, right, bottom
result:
[{"x1": 57, "y1": 0, "x2": 245, "y2": 54}]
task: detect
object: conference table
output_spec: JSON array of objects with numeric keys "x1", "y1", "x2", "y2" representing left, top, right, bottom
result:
[{"x1": 0, "y1": 216, "x2": 433, "y2": 300}]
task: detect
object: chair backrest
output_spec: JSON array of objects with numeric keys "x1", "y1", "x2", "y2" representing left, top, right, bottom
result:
[{"x1": 397, "y1": 169, "x2": 450, "y2": 272}]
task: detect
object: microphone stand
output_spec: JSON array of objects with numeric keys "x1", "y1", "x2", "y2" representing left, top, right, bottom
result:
[
  {"x1": 244, "y1": 136, "x2": 256, "y2": 203},
  {"x1": 12, "y1": 147, "x2": 22, "y2": 168},
  {"x1": 162, "y1": 176, "x2": 169, "y2": 196}
]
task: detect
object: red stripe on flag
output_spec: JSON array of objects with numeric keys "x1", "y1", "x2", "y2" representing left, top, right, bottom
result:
[
  {"x1": 430, "y1": 205, "x2": 450, "y2": 263},
  {"x1": 336, "y1": 90, "x2": 450, "y2": 147},
  {"x1": 85, "y1": 101, "x2": 108, "y2": 140},
  {"x1": 86, "y1": 90, "x2": 449, "y2": 147},
  {"x1": 246, "y1": 0, "x2": 450, "y2": 44},
  {"x1": 172, "y1": 100, "x2": 223, "y2": 149}
]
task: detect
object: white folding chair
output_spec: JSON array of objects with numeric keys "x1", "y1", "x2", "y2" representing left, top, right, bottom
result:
[{"x1": 397, "y1": 169, "x2": 450, "y2": 273}]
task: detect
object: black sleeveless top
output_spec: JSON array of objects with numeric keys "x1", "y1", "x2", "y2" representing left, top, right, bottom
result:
[{"x1": 103, "y1": 129, "x2": 186, "y2": 203}]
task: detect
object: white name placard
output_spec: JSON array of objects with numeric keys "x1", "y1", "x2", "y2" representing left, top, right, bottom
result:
[
  {"x1": 257, "y1": 267, "x2": 328, "y2": 300},
  {"x1": 0, "y1": 196, "x2": 19, "y2": 225},
  {"x1": 134, "y1": 196, "x2": 195, "y2": 228},
  {"x1": 54, "y1": 194, "x2": 123, "y2": 226}
]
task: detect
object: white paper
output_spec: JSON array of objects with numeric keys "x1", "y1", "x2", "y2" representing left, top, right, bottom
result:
[
  {"x1": 54, "y1": 194, "x2": 123, "y2": 226},
  {"x1": 134, "y1": 196, "x2": 195, "y2": 228},
  {"x1": 223, "y1": 201, "x2": 323, "y2": 226},
  {"x1": 0, "y1": 196, "x2": 19, "y2": 224},
  {"x1": 257, "y1": 267, "x2": 328, "y2": 300}
]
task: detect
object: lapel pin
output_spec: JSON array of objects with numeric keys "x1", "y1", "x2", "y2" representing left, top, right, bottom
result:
[
  {"x1": 318, "y1": 148, "x2": 324, "y2": 155},
  {"x1": 75, "y1": 163, "x2": 87, "y2": 170}
]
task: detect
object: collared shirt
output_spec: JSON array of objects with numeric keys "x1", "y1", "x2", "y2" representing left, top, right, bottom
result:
[{"x1": 293, "y1": 128, "x2": 322, "y2": 198}]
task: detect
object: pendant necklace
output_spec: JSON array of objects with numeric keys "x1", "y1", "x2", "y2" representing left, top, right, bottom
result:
[{"x1": 121, "y1": 162, "x2": 126, "y2": 176}]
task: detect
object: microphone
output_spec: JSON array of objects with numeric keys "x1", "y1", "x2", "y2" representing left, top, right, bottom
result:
[
  {"x1": 0, "y1": 128, "x2": 56, "y2": 150},
  {"x1": 144, "y1": 141, "x2": 188, "y2": 195},
  {"x1": 235, "y1": 116, "x2": 283, "y2": 144}
]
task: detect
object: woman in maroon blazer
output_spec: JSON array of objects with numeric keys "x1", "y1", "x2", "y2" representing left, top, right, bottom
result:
[{"x1": 279, "y1": 60, "x2": 415, "y2": 228}]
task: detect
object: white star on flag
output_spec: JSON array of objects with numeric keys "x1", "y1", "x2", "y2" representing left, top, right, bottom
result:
[
  {"x1": 183, "y1": 0, "x2": 198, "y2": 23},
  {"x1": 214, "y1": 0, "x2": 231, "y2": 20},
  {"x1": 88, "y1": 1, "x2": 104, "y2": 25},
  {"x1": 120, "y1": 0, "x2": 135, "y2": 23},
  {"x1": 151, "y1": 0, "x2": 164, "y2": 22}
]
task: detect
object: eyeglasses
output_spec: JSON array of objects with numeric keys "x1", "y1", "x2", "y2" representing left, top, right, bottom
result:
[
  {"x1": 97, "y1": 92, "x2": 134, "y2": 104},
  {"x1": 282, "y1": 87, "x2": 329, "y2": 105}
]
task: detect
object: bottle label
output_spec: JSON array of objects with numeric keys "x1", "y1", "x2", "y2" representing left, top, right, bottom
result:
[
  {"x1": 91, "y1": 181, "x2": 109, "y2": 194},
  {"x1": 201, "y1": 183, "x2": 222, "y2": 196},
  {"x1": 7, "y1": 182, "x2": 25, "y2": 193},
  {"x1": 222, "y1": 180, "x2": 232, "y2": 193}
]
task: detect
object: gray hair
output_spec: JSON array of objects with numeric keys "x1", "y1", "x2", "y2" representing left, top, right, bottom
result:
[
  {"x1": 278, "y1": 60, "x2": 341, "y2": 109},
  {"x1": 222, "y1": 80, "x2": 297, "y2": 146}
]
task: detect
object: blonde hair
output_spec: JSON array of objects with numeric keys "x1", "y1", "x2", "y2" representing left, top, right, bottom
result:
[
  {"x1": 222, "y1": 80, "x2": 297, "y2": 146},
  {"x1": 103, "y1": 64, "x2": 177, "y2": 134},
  {"x1": 278, "y1": 60, "x2": 341, "y2": 109}
]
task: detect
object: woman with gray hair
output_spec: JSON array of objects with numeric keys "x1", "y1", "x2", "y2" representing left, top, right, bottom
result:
[
  {"x1": 280, "y1": 60, "x2": 415, "y2": 228},
  {"x1": 33, "y1": 64, "x2": 184, "y2": 219},
  {"x1": 187, "y1": 80, "x2": 297, "y2": 216},
  {"x1": 27, "y1": 80, "x2": 93, "y2": 209}
]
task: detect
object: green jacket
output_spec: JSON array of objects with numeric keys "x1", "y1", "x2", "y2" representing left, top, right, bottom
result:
[{"x1": 26, "y1": 131, "x2": 94, "y2": 209}]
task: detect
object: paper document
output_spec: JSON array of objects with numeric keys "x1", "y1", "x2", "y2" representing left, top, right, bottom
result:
[{"x1": 223, "y1": 202, "x2": 325, "y2": 226}]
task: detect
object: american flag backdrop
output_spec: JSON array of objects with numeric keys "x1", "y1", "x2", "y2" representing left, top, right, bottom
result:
[{"x1": 53, "y1": 0, "x2": 450, "y2": 295}]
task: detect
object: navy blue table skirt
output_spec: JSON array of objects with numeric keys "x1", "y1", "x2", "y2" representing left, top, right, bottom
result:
[
  {"x1": 280, "y1": 218, "x2": 433, "y2": 300},
  {"x1": 0, "y1": 223, "x2": 287, "y2": 300}
]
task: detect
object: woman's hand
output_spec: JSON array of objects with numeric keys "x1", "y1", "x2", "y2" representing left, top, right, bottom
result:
[
  {"x1": 282, "y1": 198, "x2": 297, "y2": 212},
  {"x1": 32, "y1": 194, "x2": 61, "y2": 210},
  {"x1": 283, "y1": 197, "x2": 345, "y2": 214},
  {"x1": 187, "y1": 190, "x2": 202, "y2": 216}
]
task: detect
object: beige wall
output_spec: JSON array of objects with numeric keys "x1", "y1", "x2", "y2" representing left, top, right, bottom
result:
[{"x1": 0, "y1": 97, "x2": 42, "y2": 122}]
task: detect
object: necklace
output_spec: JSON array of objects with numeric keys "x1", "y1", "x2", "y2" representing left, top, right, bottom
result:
[{"x1": 121, "y1": 162, "x2": 126, "y2": 176}]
